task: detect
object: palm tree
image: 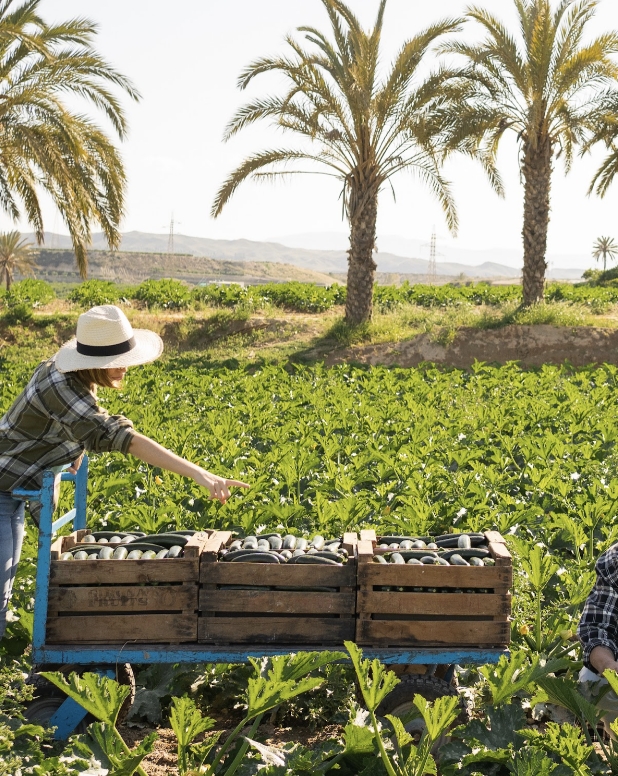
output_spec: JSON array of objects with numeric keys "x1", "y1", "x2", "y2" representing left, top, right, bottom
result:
[
  {"x1": 592, "y1": 236, "x2": 618, "y2": 272},
  {"x1": 441, "y1": 0, "x2": 618, "y2": 305},
  {"x1": 0, "y1": 0, "x2": 140, "y2": 278},
  {"x1": 0, "y1": 230, "x2": 35, "y2": 290},
  {"x1": 212, "y1": 0, "x2": 499, "y2": 324}
]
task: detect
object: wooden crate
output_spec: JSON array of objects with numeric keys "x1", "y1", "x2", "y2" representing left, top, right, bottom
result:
[
  {"x1": 198, "y1": 531, "x2": 357, "y2": 645},
  {"x1": 45, "y1": 529, "x2": 212, "y2": 644},
  {"x1": 355, "y1": 531, "x2": 512, "y2": 648}
]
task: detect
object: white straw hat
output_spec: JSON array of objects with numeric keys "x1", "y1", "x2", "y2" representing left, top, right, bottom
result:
[{"x1": 55, "y1": 305, "x2": 163, "y2": 373}]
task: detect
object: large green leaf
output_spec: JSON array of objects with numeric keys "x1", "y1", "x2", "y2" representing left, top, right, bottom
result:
[
  {"x1": 169, "y1": 695, "x2": 215, "y2": 774},
  {"x1": 508, "y1": 747, "x2": 557, "y2": 776},
  {"x1": 458, "y1": 704, "x2": 527, "y2": 751},
  {"x1": 345, "y1": 641, "x2": 400, "y2": 713},
  {"x1": 535, "y1": 677, "x2": 603, "y2": 731},
  {"x1": 479, "y1": 651, "x2": 569, "y2": 707},
  {"x1": 83, "y1": 722, "x2": 157, "y2": 776},
  {"x1": 39, "y1": 672, "x2": 131, "y2": 726}
]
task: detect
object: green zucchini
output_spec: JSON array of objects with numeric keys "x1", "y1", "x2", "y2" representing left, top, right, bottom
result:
[
  {"x1": 388, "y1": 543, "x2": 400, "y2": 549},
  {"x1": 258, "y1": 532, "x2": 282, "y2": 541},
  {"x1": 60, "y1": 552, "x2": 74, "y2": 561},
  {"x1": 449, "y1": 554, "x2": 470, "y2": 566},
  {"x1": 108, "y1": 542, "x2": 165, "y2": 554},
  {"x1": 293, "y1": 555, "x2": 341, "y2": 565},
  {"x1": 434, "y1": 533, "x2": 486, "y2": 548},
  {"x1": 435, "y1": 557, "x2": 450, "y2": 566},
  {"x1": 442, "y1": 548, "x2": 490, "y2": 561},
  {"x1": 311, "y1": 535, "x2": 325, "y2": 551},
  {"x1": 280, "y1": 549, "x2": 293, "y2": 560},
  {"x1": 134, "y1": 534, "x2": 189, "y2": 547},
  {"x1": 374, "y1": 555, "x2": 388, "y2": 564},
  {"x1": 458, "y1": 534, "x2": 472, "y2": 550},
  {"x1": 119, "y1": 535, "x2": 139, "y2": 544},
  {"x1": 390, "y1": 552, "x2": 405, "y2": 564},
  {"x1": 98, "y1": 547, "x2": 114, "y2": 560},
  {"x1": 167, "y1": 545, "x2": 184, "y2": 558},
  {"x1": 229, "y1": 552, "x2": 280, "y2": 563},
  {"x1": 325, "y1": 541, "x2": 341, "y2": 551},
  {"x1": 82, "y1": 534, "x2": 97, "y2": 544},
  {"x1": 421, "y1": 555, "x2": 438, "y2": 565},
  {"x1": 397, "y1": 550, "x2": 440, "y2": 561},
  {"x1": 229, "y1": 540, "x2": 243, "y2": 551},
  {"x1": 311, "y1": 551, "x2": 344, "y2": 562},
  {"x1": 257, "y1": 539, "x2": 271, "y2": 551},
  {"x1": 107, "y1": 535, "x2": 123, "y2": 544},
  {"x1": 88, "y1": 552, "x2": 99, "y2": 560},
  {"x1": 97, "y1": 537, "x2": 108, "y2": 544},
  {"x1": 112, "y1": 546, "x2": 128, "y2": 560},
  {"x1": 407, "y1": 558, "x2": 423, "y2": 565},
  {"x1": 483, "y1": 558, "x2": 495, "y2": 566},
  {"x1": 141, "y1": 551, "x2": 158, "y2": 559},
  {"x1": 156, "y1": 549, "x2": 169, "y2": 559},
  {"x1": 282, "y1": 535, "x2": 297, "y2": 550},
  {"x1": 469, "y1": 557, "x2": 484, "y2": 566},
  {"x1": 399, "y1": 540, "x2": 413, "y2": 550},
  {"x1": 268, "y1": 536, "x2": 283, "y2": 550},
  {"x1": 411, "y1": 540, "x2": 427, "y2": 549},
  {"x1": 296, "y1": 538, "x2": 308, "y2": 551},
  {"x1": 378, "y1": 543, "x2": 390, "y2": 549},
  {"x1": 127, "y1": 550, "x2": 143, "y2": 559}
]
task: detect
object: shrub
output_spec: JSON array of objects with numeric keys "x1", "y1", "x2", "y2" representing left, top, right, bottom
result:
[
  {"x1": 4, "y1": 278, "x2": 55, "y2": 308},
  {"x1": 192, "y1": 283, "x2": 251, "y2": 308},
  {"x1": 131, "y1": 278, "x2": 191, "y2": 309},
  {"x1": 2, "y1": 303, "x2": 33, "y2": 323},
  {"x1": 68, "y1": 279, "x2": 121, "y2": 307}
]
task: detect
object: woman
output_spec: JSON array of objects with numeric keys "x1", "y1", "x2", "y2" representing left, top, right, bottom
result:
[{"x1": 0, "y1": 304, "x2": 248, "y2": 641}]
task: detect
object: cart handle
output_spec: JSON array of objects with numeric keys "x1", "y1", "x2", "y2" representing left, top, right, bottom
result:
[{"x1": 13, "y1": 457, "x2": 89, "y2": 651}]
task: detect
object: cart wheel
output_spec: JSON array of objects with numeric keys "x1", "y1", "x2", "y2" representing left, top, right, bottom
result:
[
  {"x1": 23, "y1": 694, "x2": 91, "y2": 734},
  {"x1": 26, "y1": 663, "x2": 135, "y2": 726},
  {"x1": 377, "y1": 675, "x2": 467, "y2": 744}
]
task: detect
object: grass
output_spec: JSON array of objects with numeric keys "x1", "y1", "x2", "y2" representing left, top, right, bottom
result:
[{"x1": 2, "y1": 297, "x2": 618, "y2": 365}]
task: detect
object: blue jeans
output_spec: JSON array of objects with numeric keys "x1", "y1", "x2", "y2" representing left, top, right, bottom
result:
[{"x1": 0, "y1": 492, "x2": 25, "y2": 641}]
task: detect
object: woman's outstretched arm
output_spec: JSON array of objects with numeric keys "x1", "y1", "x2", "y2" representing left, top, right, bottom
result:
[{"x1": 128, "y1": 432, "x2": 249, "y2": 503}]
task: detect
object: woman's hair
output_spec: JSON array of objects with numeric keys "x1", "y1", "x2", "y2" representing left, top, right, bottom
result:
[{"x1": 73, "y1": 369, "x2": 123, "y2": 391}]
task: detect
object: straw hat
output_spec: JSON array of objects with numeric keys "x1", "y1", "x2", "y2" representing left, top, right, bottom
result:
[{"x1": 55, "y1": 305, "x2": 163, "y2": 373}]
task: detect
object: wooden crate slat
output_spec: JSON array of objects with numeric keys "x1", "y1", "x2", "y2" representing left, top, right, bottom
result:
[
  {"x1": 360, "y1": 530, "x2": 377, "y2": 544},
  {"x1": 199, "y1": 589, "x2": 355, "y2": 615},
  {"x1": 357, "y1": 591, "x2": 511, "y2": 617},
  {"x1": 49, "y1": 583, "x2": 196, "y2": 614},
  {"x1": 182, "y1": 532, "x2": 213, "y2": 558},
  {"x1": 50, "y1": 558, "x2": 198, "y2": 585},
  {"x1": 47, "y1": 613, "x2": 197, "y2": 643},
  {"x1": 200, "y1": 561, "x2": 356, "y2": 587},
  {"x1": 358, "y1": 563, "x2": 512, "y2": 590},
  {"x1": 488, "y1": 541, "x2": 512, "y2": 566},
  {"x1": 484, "y1": 531, "x2": 506, "y2": 545},
  {"x1": 356, "y1": 619, "x2": 510, "y2": 647},
  {"x1": 198, "y1": 616, "x2": 355, "y2": 645}
]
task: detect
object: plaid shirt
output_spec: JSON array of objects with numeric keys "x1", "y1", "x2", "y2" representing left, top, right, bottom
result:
[
  {"x1": 578, "y1": 543, "x2": 618, "y2": 671},
  {"x1": 0, "y1": 359, "x2": 134, "y2": 517}
]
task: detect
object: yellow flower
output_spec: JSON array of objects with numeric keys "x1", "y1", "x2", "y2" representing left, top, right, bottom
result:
[
  {"x1": 518, "y1": 624, "x2": 530, "y2": 636},
  {"x1": 154, "y1": 476, "x2": 163, "y2": 485}
]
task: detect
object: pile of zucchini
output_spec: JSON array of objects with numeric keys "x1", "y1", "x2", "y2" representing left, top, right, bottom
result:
[
  {"x1": 219, "y1": 533, "x2": 348, "y2": 566},
  {"x1": 58, "y1": 530, "x2": 195, "y2": 561},
  {"x1": 373, "y1": 533, "x2": 495, "y2": 567}
]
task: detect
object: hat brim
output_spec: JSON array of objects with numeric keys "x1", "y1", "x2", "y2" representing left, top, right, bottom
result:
[{"x1": 54, "y1": 329, "x2": 164, "y2": 373}]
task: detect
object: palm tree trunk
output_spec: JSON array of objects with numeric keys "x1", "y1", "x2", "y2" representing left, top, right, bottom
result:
[
  {"x1": 521, "y1": 137, "x2": 552, "y2": 305},
  {"x1": 345, "y1": 190, "x2": 378, "y2": 325}
]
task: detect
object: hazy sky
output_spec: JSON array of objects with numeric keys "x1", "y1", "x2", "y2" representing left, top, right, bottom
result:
[{"x1": 40, "y1": 0, "x2": 618, "y2": 267}]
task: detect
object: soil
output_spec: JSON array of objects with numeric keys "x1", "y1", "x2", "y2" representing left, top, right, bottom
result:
[
  {"x1": 118, "y1": 721, "x2": 342, "y2": 775},
  {"x1": 322, "y1": 325, "x2": 618, "y2": 369}
]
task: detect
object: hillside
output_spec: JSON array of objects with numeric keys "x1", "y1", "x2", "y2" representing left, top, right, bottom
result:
[
  {"x1": 32, "y1": 248, "x2": 338, "y2": 286},
  {"x1": 27, "y1": 230, "x2": 585, "y2": 281}
]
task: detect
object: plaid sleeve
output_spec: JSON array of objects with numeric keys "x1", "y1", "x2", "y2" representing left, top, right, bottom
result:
[
  {"x1": 578, "y1": 544, "x2": 618, "y2": 671},
  {"x1": 43, "y1": 370, "x2": 135, "y2": 455}
]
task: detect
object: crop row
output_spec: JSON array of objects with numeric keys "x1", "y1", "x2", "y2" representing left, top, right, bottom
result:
[{"x1": 4, "y1": 277, "x2": 618, "y2": 315}]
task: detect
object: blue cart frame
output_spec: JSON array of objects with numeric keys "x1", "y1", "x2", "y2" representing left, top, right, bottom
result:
[{"x1": 15, "y1": 461, "x2": 506, "y2": 738}]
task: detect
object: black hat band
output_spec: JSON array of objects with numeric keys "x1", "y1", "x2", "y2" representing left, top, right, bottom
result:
[{"x1": 76, "y1": 336, "x2": 136, "y2": 357}]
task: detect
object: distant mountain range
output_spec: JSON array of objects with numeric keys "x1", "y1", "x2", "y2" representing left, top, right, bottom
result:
[{"x1": 29, "y1": 230, "x2": 587, "y2": 281}]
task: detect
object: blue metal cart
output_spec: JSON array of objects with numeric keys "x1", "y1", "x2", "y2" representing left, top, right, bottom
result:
[{"x1": 16, "y1": 461, "x2": 507, "y2": 738}]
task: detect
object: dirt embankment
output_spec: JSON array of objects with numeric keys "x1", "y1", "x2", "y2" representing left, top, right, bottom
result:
[{"x1": 324, "y1": 325, "x2": 618, "y2": 368}]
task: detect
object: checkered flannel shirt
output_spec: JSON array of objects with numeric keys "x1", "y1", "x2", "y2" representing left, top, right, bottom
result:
[
  {"x1": 0, "y1": 358, "x2": 135, "y2": 519},
  {"x1": 578, "y1": 543, "x2": 618, "y2": 672}
]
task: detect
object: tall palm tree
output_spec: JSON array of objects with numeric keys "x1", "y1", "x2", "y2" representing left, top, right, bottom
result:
[
  {"x1": 592, "y1": 236, "x2": 618, "y2": 272},
  {"x1": 0, "y1": 0, "x2": 140, "y2": 278},
  {"x1": 0, "y1": 230, "x2": 35, "y2": 290},
  {"x1": 441, "y1": 0, "x2": 618, "y2": 305},
  {"x1": 212, "y1": 0, "x2": 499, "y2": 324}
]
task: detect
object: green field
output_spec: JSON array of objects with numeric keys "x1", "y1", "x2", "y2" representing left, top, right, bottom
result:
[{"x1": 4, "y1": 345, "x2": 618, "y2": 773}]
